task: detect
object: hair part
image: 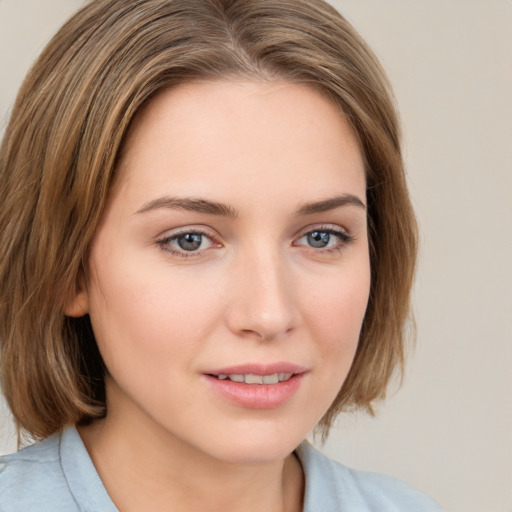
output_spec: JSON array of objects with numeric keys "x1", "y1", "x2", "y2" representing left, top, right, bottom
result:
[{"x1": 0, "y1": 0, "x2": 417, "y2": 441}]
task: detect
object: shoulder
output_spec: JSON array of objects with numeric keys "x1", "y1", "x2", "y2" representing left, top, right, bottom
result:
[
  {"x1": 0, "y1": 432, "x2": 80, "y2": 512},
  {"x1": 296, "y1": 442, "x2": 443, "y2": 512}
]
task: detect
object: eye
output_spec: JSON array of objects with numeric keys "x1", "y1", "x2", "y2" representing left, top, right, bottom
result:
[
  {"x1": 157, "y1": 229, "x2": 215, "y2": 256},
  {"x1": 175, "y1": 233, "x2": 206, "y2": 251},
  {"x1": 305, "y1": 231, "x2": 333, "y2": 249},
  {"x1": 294, "y1": 227, "x2": 353, "y2": 252}
]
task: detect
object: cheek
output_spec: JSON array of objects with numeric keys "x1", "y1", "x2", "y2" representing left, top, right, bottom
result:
[
  {"x1": 300, "y1": 262, "x2": 370, "y2": 364},
  {"x1": 290, "y1": 262, "x2": 370, "y2": 422},
  {"x1": 86, "y1": 257, "x2": 223, "y2": 373}
]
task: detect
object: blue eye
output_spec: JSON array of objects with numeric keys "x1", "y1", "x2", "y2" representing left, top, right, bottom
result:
[
  {"x1": 295, "y1": 228, "x2": 353, "y2": 251},
  {"x1": 176, "y1": 233, "x2": 204, "y2": 251},
  {"x1": 306, "y1": 231, "x2": 332, "y2": 248},
  {"x1": 158, "y1": 230, "x2": 213, "y2": 255}
]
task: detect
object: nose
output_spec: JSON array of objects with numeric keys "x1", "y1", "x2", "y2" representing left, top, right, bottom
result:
[{"x1": 226, "y1": 246, "x2": 298, "y2": 342}]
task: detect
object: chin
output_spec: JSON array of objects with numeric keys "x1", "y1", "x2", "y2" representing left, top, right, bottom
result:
[{"x1": 194, "y1": 419, "x2": 309, "y2": 465}]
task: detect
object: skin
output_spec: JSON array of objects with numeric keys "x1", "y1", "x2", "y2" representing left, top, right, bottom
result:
[{"x1": 67, "y1": 80, "x2": 370, "y2": 512}]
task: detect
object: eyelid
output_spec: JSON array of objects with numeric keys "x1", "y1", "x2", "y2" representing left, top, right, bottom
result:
[
  {"x1": 156, "y1": 225, "x2": 221, "y2": 258},
  {"x1": 293, "y1": 223, "x2": 352, "y2": 241},
  {"x1": 292, "y1": 224, "x2": 355, "y2": 251}
]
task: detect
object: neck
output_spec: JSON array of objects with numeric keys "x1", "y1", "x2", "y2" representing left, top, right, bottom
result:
[{"x1": 77, "y1": 411, "x2": 304, "y2": 512}]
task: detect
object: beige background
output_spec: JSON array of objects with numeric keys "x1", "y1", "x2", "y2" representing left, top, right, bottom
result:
[{"x1": 1, "y1": 1, "x2": 511, "y2": 511}]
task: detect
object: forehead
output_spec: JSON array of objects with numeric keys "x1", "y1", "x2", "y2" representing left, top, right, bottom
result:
[{"x1": 113, "y1": 79, "x2": 365, "y2": 211}]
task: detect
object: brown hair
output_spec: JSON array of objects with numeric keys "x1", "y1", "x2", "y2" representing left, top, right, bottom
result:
[{"x1": 0, "y1": 0, "x2": 417, "y2": 441}]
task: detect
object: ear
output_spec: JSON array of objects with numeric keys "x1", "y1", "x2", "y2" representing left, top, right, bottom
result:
[{"x1": 63, "y1": 270, "x2": 89, "y2": 318}]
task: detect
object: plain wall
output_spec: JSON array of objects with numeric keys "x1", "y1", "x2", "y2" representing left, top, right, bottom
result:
[{"x1": 1, "y1": 2, "x2": 511, "y2": 511}]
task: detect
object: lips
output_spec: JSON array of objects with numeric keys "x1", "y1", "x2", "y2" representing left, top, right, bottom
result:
[
  {"x1": 203, "y1": 363, "x2": 307, "y2": 409},
  {"x1": 214, "y1": 372, "x2": 293, "y2": 384},
  {"x1": 206, "y1": 362, "x2": 307, "y2": 378}
]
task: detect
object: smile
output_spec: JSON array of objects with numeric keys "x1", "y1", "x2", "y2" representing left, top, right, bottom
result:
[
  {"x1": 214, "y1": 373, "x2": 293, "y2": 384},
  {"x1": 204, "y1": 364, "x2": 307, "y2": 409}
]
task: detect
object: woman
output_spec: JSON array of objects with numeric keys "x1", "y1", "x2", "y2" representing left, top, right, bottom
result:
[{"x1": 0, "y1": 0, "x2": 442, "y2": 510}]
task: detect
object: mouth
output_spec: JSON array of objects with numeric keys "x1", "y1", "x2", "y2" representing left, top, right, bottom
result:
[
  {"x1": 203, "y1": 363, "x2": 307, "y2": 409},
  {"x1": 208, "y1": 372, "x2": 293, "y2": 384}
]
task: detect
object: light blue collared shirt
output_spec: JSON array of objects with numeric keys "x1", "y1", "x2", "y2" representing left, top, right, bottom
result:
[{"x1": 0, "y1": 427, "x2": 442, "y2": 511}]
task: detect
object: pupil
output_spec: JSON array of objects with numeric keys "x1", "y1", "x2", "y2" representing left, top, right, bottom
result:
[
  {"x1": 178, "y1": 233, "x2": 202, "y2": 251},
  {"x1": 307, "y1": 231, "x2": 330, "y2": 248}
]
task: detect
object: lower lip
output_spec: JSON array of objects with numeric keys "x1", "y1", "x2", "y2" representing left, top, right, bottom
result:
[{"x1": 204, "y1": 374, "x2": 305, "y2": 409}]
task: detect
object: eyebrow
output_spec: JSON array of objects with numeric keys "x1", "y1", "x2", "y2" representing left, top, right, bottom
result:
[
  {"x1": 135, "y1": 193, "x2": 365, "y2": 217},
  {"x1": 135, "y1": 196, "x2": 238, "y2": 217},
  {"x1": 295, "y1": 194, "x2": 366, "y2": 215}
]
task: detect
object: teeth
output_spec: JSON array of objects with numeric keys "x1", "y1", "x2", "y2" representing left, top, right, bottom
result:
[
  {"x1": 215, "y1": 372, "x2": 293, "y2": 384},
  {"x1": 263, "y1": 374, "x2": 279, "y2": 384},
  {"x1": 245, "y1": 373, "x2": 264, "y2": 384}
]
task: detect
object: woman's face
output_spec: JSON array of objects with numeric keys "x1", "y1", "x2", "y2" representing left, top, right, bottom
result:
[{"x1": 70, "y1": 80, "x2": 370, "y2": 463}]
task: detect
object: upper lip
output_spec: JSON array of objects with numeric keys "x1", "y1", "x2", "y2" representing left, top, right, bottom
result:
[{"x1": 204, "y1": 362, "x2": 308, "y2": 376}]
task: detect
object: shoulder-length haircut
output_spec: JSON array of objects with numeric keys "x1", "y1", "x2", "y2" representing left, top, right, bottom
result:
[{"x1": 0, "y1": 0, "x2": 417, "y2": 441}]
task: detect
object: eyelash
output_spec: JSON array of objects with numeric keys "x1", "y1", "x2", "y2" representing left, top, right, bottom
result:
[
  {"x1": 156, "y1": 226, "x2": 355, "y2": 259},
  {"x1": 156, "y1": 228, "x2": 217, "y2": 258},
  {"x1": 293, "y1": 226, "x2": 355, "y2": 254}
]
